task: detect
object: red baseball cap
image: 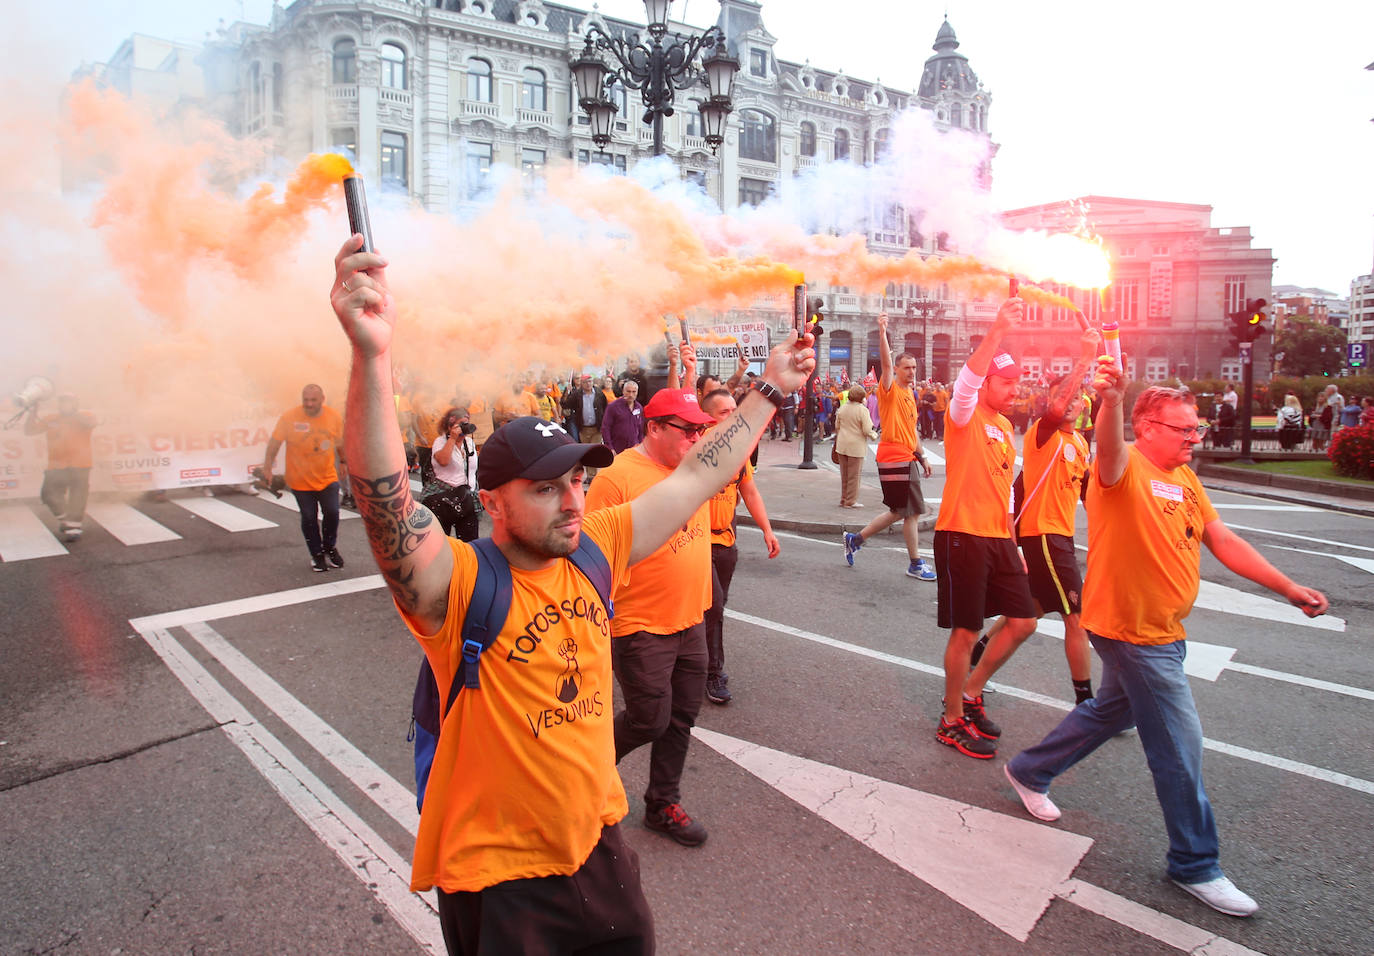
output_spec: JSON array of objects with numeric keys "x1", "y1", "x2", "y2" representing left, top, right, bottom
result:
[
  {"x1": 641, "y1": 388, "x2": 714, "y2": 425},
  {"x1": 988, "y1": 352, "x2": 1023, "y2": 380}
]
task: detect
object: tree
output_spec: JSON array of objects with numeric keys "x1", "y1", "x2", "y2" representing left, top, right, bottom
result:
[{"x1": 1273, "y1": 315, "x2": 1346, "y2": 377}]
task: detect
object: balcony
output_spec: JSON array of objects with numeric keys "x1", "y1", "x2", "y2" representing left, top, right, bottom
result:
[
  {"x1": 684, "y1": 134, "x2": 706, "y2": 151},
  {"x1": 463, "y1": 100, "x2": 499, "y2": 118},
  {"x1": 380, "y1": 87, "x2": 412, "y2": 109},
  {"x1": 517, "y1": 108, "x2": 553, "y2": 126},
  {"x1": 329, "y1": 84, "x2": 358, "y2": 101}
]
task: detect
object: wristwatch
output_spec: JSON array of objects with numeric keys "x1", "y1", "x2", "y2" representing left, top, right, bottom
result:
[{"x1": 751, "y1": 379, "x2": 788, "y2": 409}]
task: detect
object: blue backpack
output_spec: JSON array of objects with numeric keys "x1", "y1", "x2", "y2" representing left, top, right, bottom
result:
[{"x1": 408, "y1": 535, "x2": 614, "y2": 811}]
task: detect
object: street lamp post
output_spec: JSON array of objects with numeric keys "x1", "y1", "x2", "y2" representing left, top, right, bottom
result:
[
  {"x1": 911, "y1": 298, "x2": 944, "y2": 380},
  {"x1": 570, "y1": 0, "x2": 739, "y2": 157}
]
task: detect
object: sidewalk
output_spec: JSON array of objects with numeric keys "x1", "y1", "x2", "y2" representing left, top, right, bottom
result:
[{"x1": 741, "y1": 433, "x2": 1374, "y2": 538}]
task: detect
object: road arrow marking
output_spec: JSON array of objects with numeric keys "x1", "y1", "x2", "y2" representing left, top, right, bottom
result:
[
  {"x1": 1267, "y1": 544, "x2": 1374, "y2": 576},
  {"x1": 1033, "y1": 618, "x2": 1237, "y2": 680},
  {"x1": 692, "y1": 727, "x2": 1093, "y2": 942}
]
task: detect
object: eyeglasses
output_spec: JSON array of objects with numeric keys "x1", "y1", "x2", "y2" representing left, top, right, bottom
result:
[
  {"x1": 1147, "y1": 419, "x2": 1208, "y2": 439},
  {"x1": 659, "y1": 420, "x2": 710, "y2": 439}
]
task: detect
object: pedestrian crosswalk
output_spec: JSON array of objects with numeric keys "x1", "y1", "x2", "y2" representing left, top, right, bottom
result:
[{"x1": 0, "y1": 493, "x2": 358, "y2": 563}]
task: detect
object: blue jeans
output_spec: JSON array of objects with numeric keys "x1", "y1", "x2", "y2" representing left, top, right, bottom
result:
[
  {"x1": 291, "y1": 482, "x2": 339, "y2": 556},
  {"x1": 1006, "y1": 633, "x2": 1222, "y2": 883}
]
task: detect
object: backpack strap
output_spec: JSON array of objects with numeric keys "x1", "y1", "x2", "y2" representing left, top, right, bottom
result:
[
  {"x1": 443, "y1": 538, "x2": 513, "y2": 718},
  {"x1": 566, "y1": 534, "x2": 615, "y2": 621}
]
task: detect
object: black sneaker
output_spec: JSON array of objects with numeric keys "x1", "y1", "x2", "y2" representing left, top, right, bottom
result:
[
  {"x1": 311, "y1": 552, "x2": 329, "y2": 572},
  {"x1": 936, "y1": 717, "x2": 997, "y2": 759},
  {"x1": 326, "y1": 548, "x2": 345, "y2": 568},
  {"x1": 705, "y1": 674, "x2": 732, "y2": 705},
  {"x1": 644, "y1": 803, "x2": 708, "y2": 846},
  {"x1": 962, "y1": 694, "x2": 1001, "y2": 740}
]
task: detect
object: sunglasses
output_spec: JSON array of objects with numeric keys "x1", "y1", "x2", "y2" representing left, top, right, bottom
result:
[{"x1": 660, "y1": 420, "x2": 710, "y2": 438}]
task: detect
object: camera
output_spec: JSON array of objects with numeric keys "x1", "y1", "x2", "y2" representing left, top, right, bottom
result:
[{"x1": 459, "y1": 421, "x2": 477, "y2": 435}]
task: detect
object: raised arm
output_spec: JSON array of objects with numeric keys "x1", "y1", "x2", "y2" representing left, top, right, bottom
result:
[
  {"x1": 332, "y1": 235, "x2": 453, "y2": 635},
  {"x1": 950, "y1": 297, "x2": 1023, "y2": 427},
  {"x1": 876, "y1": 312, "x2": 894, "y2": 389},
  {"x1": 628, "y1": 337, "x2": 815, "y2": 564},
  {"x1": 1090, "y1": 354, "x2": 1129, "y2": 487}
]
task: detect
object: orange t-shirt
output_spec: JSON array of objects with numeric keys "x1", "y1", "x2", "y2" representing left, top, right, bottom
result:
[
  {"x1": 875, "y1": 379, "x2": 918, "y2": 463},
  {"x1": 585, "y1": 447, "x2": 711, "y2": 635},
  {"x1": 270, "y1": 405, "x2": 343, "y2": 491},
  {"x1": 707, "y1": 462, "x2": 753, "y2": 548},
  {"x1": 411, "y1": 399, "x2": 442, "y2": 449},
  {"x1": 39, "y1": 414, "x2": 96, "y2": 469},
  {"x1": 403, "y1": 506, "x2": 634, "y2": 893},
  {"x1": 935, "y1": 403, "x2": 1016, "y2": 538},
  {"x1": 394, "y1": 394, "x2": 414, "y2": 445},
  {"x1": 1017, "y1": 421, "x2": 1090, "y2": 537},
  {"x1": 1081, "y1": 446, "x2": 1219, "y2": 645}
]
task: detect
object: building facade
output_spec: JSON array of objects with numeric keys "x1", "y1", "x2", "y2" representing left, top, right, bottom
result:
[{"x1": 1001, "y1": 198, "x2": 1276, "y2": 383}]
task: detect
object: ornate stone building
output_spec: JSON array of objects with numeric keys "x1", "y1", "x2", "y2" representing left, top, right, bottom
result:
[
  {"x1": 178, "y1": 0, "x2": 996, "y2": 380},
  {"x1": 1001, "y1": 198, "x2": 1275, "y2": 383}
]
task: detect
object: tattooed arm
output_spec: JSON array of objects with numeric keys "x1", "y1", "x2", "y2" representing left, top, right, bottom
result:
[
  {"x1": 627, "y1": 337, "x2": 815, "y2": 565},
  {"x1": 332, "y1": 236, "x2": 454, "y2": 635}
]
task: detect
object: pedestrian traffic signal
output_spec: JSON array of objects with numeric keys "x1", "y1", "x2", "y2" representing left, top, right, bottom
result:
[{"x1": 808, "y1": 296, "x2": 825, "y2": 338}]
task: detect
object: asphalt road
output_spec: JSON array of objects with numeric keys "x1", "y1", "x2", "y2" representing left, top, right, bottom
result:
[{"x1": 1, "y1": 475, "x2": 1370, "y2": 955}]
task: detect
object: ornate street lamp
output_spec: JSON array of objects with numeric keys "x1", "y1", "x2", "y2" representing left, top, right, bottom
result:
[
  {"x1": 571, "y1": 0, "x2": 739, "y2": 156},
  {"x1": 911, "y1": 297, "x2": 944, "y2": 380}
]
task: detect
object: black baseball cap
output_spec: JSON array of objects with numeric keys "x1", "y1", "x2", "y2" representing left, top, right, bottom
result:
[{"x1": 476, "y1": 416, "x2": 614, "y2": 489}]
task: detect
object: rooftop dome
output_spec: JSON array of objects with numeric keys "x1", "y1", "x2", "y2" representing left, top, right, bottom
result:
[{"x1": 917, "y1": 18, "x2": 979, "y2": 98}]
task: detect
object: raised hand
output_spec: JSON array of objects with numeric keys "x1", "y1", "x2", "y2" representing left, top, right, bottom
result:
[{"x1": 331, "y1": 234, "x2": 393, "y2": 359}]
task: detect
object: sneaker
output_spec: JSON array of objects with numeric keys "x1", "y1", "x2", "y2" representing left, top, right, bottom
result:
[
  {"x1": 705, "y1": 674, "x2": 732, "y2": 705},
  {"x1": 906, "y1": 559, "x2": 937, "y2": 581},
  {"x1": 1172, "y1": 875, "x2": 1258, "y2": 917},
  {"x1": 843, "y1": 532, "x2": 862, "y2": 567},
  {"x1": 326, "y1": 548, "x2": 345, "y2": 568},
  {"x1": 644, "y1": 803, "x2": 708, "y2": 847},
  {"x1": 962, "y1": 694, "x2": 1001, "y2": 739},
  {"x1": 1003, "y1": 765, "x2": 1061, "y2": 821},
  {"x1": 935, "y1": 717, "x2": 997, "y2": 759},
  {"x1": 311, "y1": 552, "x2": 329, "y2": 572}
]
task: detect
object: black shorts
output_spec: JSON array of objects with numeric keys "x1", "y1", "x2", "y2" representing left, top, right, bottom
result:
[
  {"x1": 934, "y1": 530, "x2": 1036, "y2": 631},
  {"x1": 436, "y1": 822, "x2": 653, "y2": 955},
  {"x1": 878, "y1": 460, "x2": 925, "y2": 517},
  {"x1": 1020, "y1": 533, "x2": 1082, "y2": 616}
]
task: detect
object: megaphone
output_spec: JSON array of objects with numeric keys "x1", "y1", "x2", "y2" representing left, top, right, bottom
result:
[{"x1": 12, "y1": 376, "x2": 54, "y2": 410}]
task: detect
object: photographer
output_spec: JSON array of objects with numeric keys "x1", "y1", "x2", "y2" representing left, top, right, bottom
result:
[{"x1": 423, "y1": 407, "x2": 479, "y2": 541}]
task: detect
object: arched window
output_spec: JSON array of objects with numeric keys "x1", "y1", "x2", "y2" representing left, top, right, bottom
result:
[
  {"x1": 950, "y1": 103, "x2": 962, "y2": 128},
  {"x1": 873, "y1": 128, "x2": 889, "y2": 163},
  {"x1": 381, "y1": 42, "x2": 406, "y2": 90},
  {"x1": 272, "y1": 62, "x2": 283, "y2": 113},
  {"x1": 684, "y1": 99, "x2": 702, "y2": 138},
  {"x1": 467, "y1": 58, "x2": 492, "y2": 102},
  {"x1": 522, "y1": 67, "x2": 546, "y2": 111},
  {"x1": 739, "y1": 110, "x2": 776, "y2": 162},
  {"x1": 799, "y1": 121, "x2": 816, "y2": 157},
  {"x1": 249, "y1": 62, "x2": 261, "y2": 115},
  {"x1": 834, "y1": 127, "x2": 850, "y2": 162},
  {"x1": 332, "y1": 39, "x2": 356, "y2": 84}
]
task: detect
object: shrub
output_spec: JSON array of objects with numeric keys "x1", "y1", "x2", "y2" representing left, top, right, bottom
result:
[{"x1": 1328, "y1": 424, "x2": 1374, "y2": 479}]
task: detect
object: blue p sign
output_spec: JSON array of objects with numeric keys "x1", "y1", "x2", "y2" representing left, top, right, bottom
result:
[{"x1": 1351, "y1": 342, "x2": 1367, "y2": 368}]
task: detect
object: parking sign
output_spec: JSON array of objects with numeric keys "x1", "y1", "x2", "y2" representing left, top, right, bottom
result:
[{"x1": 1351, "y1": 342, "x2": 1367, "y2": 368}]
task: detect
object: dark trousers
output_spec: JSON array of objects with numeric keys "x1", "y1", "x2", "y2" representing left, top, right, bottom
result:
[
  {"x1": 291, "y1": 482, "x2": 339, "y2": 555},
  {"x1": 436, "y1": 823, "x2": 654, "y2": 956},
  {"x1": 612, "y1": 624, "x2": 707, "y2": 811},
  {"x1": 425, "y1": 485, "x2": 480, "y2": 541},
  {"x1": 704, "y1": 544, "x2": 739, "y2": 679},
  {"x1": 41, "y1": 467, "x2": 90, "y2": 523},
  {"x1": 417, "y1": 445, "x2": 435, "y2": 486}
]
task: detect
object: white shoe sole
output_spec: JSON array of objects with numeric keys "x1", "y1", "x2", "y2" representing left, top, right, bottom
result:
[
  {"x1": 1004, "y1": 765, "x2": 1061, "y2": 821},
  {"x1": 1172, "y1": 877, "x2": 1258, "y2": 917}
]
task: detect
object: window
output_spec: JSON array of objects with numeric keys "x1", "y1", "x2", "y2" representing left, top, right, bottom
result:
[
  {"x1": 738, "y1": 177, "x2": 772, "y2": 207},
  {"x1": 1219, "y1": 358, "x2": 1242, "y2": 381},
  {"x1": 1144, "y1": 353, "x2": 1170, "y2": 382},
  {"x1": 381, "y1": 43, "x2": 406, "y2": 90},
  {"x1": 750, "y1": 49, "x2": 767, "y2": 78},
  {"x1": 873, "y1": 128, "x2": 889, "y2": 163},
  {"x1": 522, "y1": 67, "x2": 546, "y2": 111},
  {"x1": 684, "y1": 101, "x2": 702, "y2": 138},
  {"x1": 739, "y1": 110, "x2": 776, "y2": 162},
  {"x1": 1152, "y1": 243, "x2": 1170, "y2": 257},
  {"x1": 1224, "y1": 274, "x2": 1246, "y2": 315},
  {"x1": 799, "y1": 121, "x2": 816, "y2": 157},
  {"x1": 684, "y1": 169, "x2": 706, "y2": 190},
  {"x1": 332, "y1": 39, "x2": 356, "y2": 84},
  {"x1": 272, "y1": 63, "x2": 283, "y2": 113},
  {"x1": 521, "y1": 148, "x2": 546, "y2": 181},
  {"x1": 330, "y1": 127, "x2": 357, "y2": 159},
  {"x1": 465, "y1": 141, "x2": 491, "y2": 198},
  {"x1": 1117, "y1": 279, "x2": 1140, "y2": 323},
  {"x1": 467, "y1": 58, "x2": 492, "y2": 102},
  {"x1": 381, "y1": 131, "x2": 408, "y2": 190},
  {"x1": 950, "y1": 103, "x2": 962, "y2": 128},
  {"x1": 1118, "y1": 244, "x2": 1136, "y2": 257},
  {"x1": 834, "y1": 127, "x2": 850, "y2": 161},
  {"x1": 1049, "y1": 350, "x2": 1073, "y2": 377}
]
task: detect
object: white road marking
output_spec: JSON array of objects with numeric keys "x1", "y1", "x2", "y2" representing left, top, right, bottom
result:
[
  {"x1": 171, "y1": 496, "x2": 278, "y2": 532},
  {"x1": 1224, "y1": 662, "x2": 1374, "y2": 702},
  {"x1": 133, "y1": 624, "x2": 442, "y2": 952},
  {"x1": 1033, "y1": 618, "x2": 1237, "y2": 681},
  {"x1": 1210, "y1": 504, "x2": 1318, "y2": 512},
  {"x1": 1226, "y1": 523, "x2": 1374, "y2": 553},
  {"x1": 695, "y1": 728, "x2": 1265, "y2": 954},
  {"x1": 85, "y1": 502, "x2": 182, "y2": 545},
  {"x1": 130, "y1": 574, "x2": 385, "y2": 632},
  {"x1": 256, "y1": 489, "x2": 361, "y2": 519},
  {"x1": 0, "y1": 506, "x2": 67, "y2": 561},
  {"x1": 1194, "y1": 580, "x2": 1344, "y2": 632},
  {"x1": 183, "y1": 621, "x2": 419, "y2": 834},
  {"x1": 1267, "y1": 544, "x2": 1374, "y2": 576},
  {"x1": 724, "y1": 609, "x2": 1374, "y2": 798}
]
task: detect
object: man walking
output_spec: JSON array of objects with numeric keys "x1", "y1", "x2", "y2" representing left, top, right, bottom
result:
[
  {"x1": 601, "y1": 380, "x2": 644, "y2": 454},
  {"x1": 563, "y1": 374, "x2": 608, "y2": 478},
  {"x1": 1004, "y1": 369, "x2": 1327, "y2": 918},
  {"x1": 263, "y1": 384, "x2": 346, "y2": 572},
  {"x1": 25, "y1": 393, "x2": 97, "y2": 541},
  {"x1": 843, "y1": 311, "x2": 936, "y2": 580}
]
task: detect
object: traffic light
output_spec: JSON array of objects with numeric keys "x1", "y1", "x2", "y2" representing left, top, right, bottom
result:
[
  {"x1": 1228, "y1": 298, "x2": 1268, "y2": 348},
  {"x1": 808, "y1": 296, "x2": 825, "y2": 338}
]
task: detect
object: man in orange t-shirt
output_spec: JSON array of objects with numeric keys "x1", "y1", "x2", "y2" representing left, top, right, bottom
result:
[
  {"x1": 24, "y1": 393, "x2": 97, "y2": 541},
  {"x1": 264, "y1": 384, "x2": 345, "y2": 573},
  {"x1": 330, "y1": 232, "x2": 816, "y2": 954},
  {"x1": 932, "y1": 297, "x2": 1036, "y2": 760},
  {"x1": 842, "y1": 312, "x2": 937, "y2": 581},
  {"x1": 585, "y1": 387, "x2": 718, "y2": 847},
  {"x1": 1006, "y1": 372, "x2": 1327, "y2": 920}
]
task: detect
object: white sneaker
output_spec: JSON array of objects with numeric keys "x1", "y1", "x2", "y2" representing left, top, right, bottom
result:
[
  {"x1": 1003, "y1": 764, "x2": 1060, "y2": 821},
  {"x1": 1172, "y1": 875, "x2": 1258, "y2": 917}
]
